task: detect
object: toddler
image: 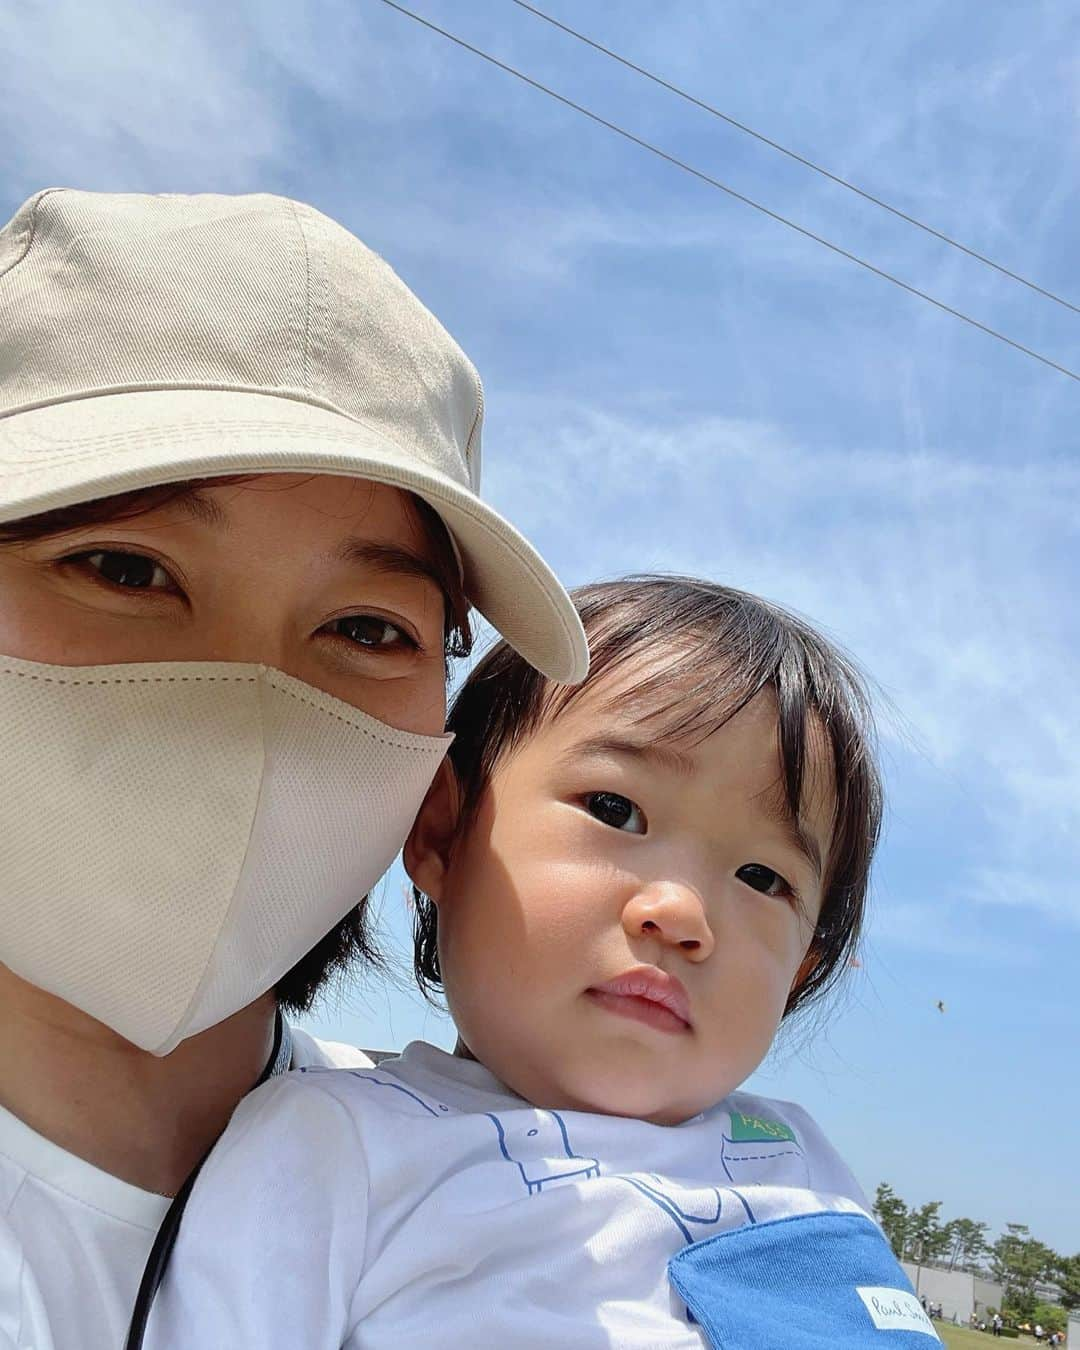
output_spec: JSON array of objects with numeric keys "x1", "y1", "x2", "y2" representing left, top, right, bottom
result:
[{"x1": 151, "y1": 578, "x2": 940, "y2": 1348}]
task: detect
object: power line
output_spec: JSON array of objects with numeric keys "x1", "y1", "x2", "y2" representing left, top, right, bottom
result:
[
  {"x1": 511, "y1": 0, "x2": 1080, "y2": 318},
  {"x1": 375, "y1": 0, "x2": 1080, "y2": 383}
]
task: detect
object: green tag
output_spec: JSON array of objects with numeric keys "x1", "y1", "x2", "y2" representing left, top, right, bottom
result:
[{"x1": 728, "y1": 1111, "x2": 798, "y2": 1145}]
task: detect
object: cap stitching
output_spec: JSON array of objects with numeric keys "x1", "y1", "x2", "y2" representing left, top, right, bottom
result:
[
  {"x1": 287, "y1": 199, "x2": 314, "y2": 391},
  {"x1": 464, "y1": 392, "x2": 483, "y2": 488},
  {"x1": 0, "y1": 382, "x2": 357, "y2": 425},
  {"x1": 0, "y1": 188, "x2": 63, "y2": 284}
]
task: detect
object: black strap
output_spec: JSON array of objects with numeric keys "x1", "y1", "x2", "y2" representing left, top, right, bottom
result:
[{"x1": 123, "y1": 1014, "x2": 292, "y2": 1350}]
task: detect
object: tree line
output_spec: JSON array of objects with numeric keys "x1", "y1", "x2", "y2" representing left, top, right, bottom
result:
[{"x1": 873, "y1": 1182, "x2": 1079, "y2": 1327}]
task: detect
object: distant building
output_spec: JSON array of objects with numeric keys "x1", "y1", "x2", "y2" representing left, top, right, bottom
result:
[{"x1": 900, "y1": 1262, "x2": 1004, "y2": 1325}]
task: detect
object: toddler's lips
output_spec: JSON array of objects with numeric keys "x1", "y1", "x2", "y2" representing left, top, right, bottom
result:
[{"x1": 586, "y1": 967, "x2": 692, "y2": 1034}]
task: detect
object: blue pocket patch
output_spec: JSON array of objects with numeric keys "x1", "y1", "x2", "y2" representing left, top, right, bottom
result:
[{"x1": 668, "y1": 1210, "x2": 941, "y2": 1348}]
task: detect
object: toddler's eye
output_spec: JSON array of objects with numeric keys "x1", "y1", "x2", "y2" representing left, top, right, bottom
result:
[
  {"x1": 327, "y1": 614, "x2": 417, "y2": 652},
  {"x1": 585, "y1": 791, "x2": 647, "y2": 834},
  {"x1": 736, "y1": 863, "x2": 795, "y2": 899},
  {"x1": 81, "y1": 550, "x2": 174, "y2": 591}
]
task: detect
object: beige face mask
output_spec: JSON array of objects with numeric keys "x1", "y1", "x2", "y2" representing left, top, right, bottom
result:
[{"x1": 0, "y1": 654, "x2": 451, "y2": 1055}]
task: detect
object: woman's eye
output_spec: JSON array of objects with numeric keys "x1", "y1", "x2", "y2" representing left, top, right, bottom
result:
[
  {"x1": 584, "y1": 791, "x2": 647, "y2": 834},
  {"x1": 736, "y1": 863, "x2": 795, "y2": 899},
  {"x1": 327, "y1": 614, "x2": 416, "y2": 652},
  {"x1": 81, "y1": 551, "x2": 174, "y2": 591}
]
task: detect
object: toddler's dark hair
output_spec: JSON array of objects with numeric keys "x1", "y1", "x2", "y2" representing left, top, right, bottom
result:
[{"x1": 413, "y1": 575, "x2": 882, "y2": 1018}]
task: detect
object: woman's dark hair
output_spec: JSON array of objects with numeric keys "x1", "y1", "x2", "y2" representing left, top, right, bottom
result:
[
  {"x1": 414, "y1": 575, "x2": 882, "y2": 1019},
  {"x1": 0, "y1": 475, "x2": 473, "y2": 1014}
]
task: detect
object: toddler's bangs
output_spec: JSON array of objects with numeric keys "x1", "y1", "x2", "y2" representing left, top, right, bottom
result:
[{"x1": 543, "y1": 577, "x2": 871, "y2": 840}]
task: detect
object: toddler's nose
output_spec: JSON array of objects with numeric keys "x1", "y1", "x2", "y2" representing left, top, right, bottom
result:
[{"x1": 621, "y1": 881, "x2": 714, "y2": 962}]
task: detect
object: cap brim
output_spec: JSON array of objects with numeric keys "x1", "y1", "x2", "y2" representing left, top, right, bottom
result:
[{"x1": 0, "y1": 389, "x2": 588, "y2": 683}]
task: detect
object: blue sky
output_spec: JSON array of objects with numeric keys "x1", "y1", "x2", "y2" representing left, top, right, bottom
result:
[{"x1": 4, "y1": 0, "x2": 1077, "y2": 1254}]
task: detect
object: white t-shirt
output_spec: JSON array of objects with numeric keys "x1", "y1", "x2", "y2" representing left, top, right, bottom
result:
[
  {"x1": 0, "y1": 1026, "x2": 371, "y2": 1350},
  {"x1": 148, "y1": 1042, "x2": 919, "y2": 1350}
]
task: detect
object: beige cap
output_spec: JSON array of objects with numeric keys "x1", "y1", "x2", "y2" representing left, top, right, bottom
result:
[{"x1": 0, "y1": 189, "x2": 587, "y2": 683}]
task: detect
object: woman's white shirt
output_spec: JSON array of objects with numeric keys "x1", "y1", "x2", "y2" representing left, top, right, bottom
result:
[{"x1": 0, "y1": 1027, "x2": 372, "y2": 1350}]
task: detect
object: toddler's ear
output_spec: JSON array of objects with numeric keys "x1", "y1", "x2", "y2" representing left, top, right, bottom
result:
[{"x1": 403, "y1": 758, "x2": 463, "y2": 904}]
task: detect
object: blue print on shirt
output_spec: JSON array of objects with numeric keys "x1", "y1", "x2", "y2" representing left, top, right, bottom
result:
[
  {"x1": 484, "y1": 1112, "x2": 755, "y2": 1244},
  {"x1": 308, "y1": 1069, "x2": 807, "y2": 1251},
  {"x1": 719, "y1": 1131, "x2": 808, "y2": 1186},
  {"x1": 484, "y1": 1110, "x2": 600, "y2": 1193},
  {"x1": 299, "y1": 1067, "x2": 451, "y2": 1118},
  {"x1": 620, "y1": 1175, "x2": 726, "y2": 1244}
]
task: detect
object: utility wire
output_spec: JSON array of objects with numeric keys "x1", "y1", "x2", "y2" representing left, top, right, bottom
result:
[
  {"x1": 375, "y1": 0, "x2": 1080, "y2": 383},
  {"x1": 511, "y1": 0, "x2": 1080, "y2": 317}
]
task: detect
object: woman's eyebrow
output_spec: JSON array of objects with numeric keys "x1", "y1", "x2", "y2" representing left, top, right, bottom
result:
[
  {"x1": 169, "y1": 497, "x2": 441, "y2": 587},
  {"x1": 172, "y1": 489, "x2": 229, "y2": 527},
  {"x1": 164, "y1": 498, "x2": 443, "y2": 589},
  {"x1": 335, "y1": 538, "x2": 444, "y2": 589}
]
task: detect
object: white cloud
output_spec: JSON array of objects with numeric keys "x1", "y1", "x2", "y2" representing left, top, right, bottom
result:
[
  {"x1": 865, "y1": 899, "x2": 1039, "y2": 965},
  {"x1": 0, "y1": 0, "x2": 286, "y2": 192},
  {"x1": 962, "y1": 867, "x2": 1079, "y2": 929}
]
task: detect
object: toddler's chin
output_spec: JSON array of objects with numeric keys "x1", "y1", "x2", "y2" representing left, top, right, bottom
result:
[
  {"x1": 592, "y1": 1087, "x2": 711, "y2": 1127},
  {"x1": 529, "y1": 1062, "x2": 723, "y2": 1126},
  {"x1": 471, "y1": 1033, "x2": 737, "y2": 1124}
]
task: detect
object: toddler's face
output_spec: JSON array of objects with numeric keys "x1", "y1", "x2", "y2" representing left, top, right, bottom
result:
[{"x1": 426, "y1": 663, "x2": 834, "y2": 1124}]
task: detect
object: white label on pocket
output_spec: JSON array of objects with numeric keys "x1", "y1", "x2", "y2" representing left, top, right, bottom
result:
[{"x1": 856, "y1": 1287, "x2": 940, "y2": 1339}]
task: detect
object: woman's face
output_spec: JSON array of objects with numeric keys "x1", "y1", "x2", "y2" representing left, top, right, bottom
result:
[{"x1": 0, "y1": 473, "x2": 449, "y2": 735}]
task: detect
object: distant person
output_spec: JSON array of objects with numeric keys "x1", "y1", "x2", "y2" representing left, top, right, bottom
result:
[
  {"x1": 992, "y1": 1310, "x2": 1003, "y2": 1336},
  {"x1": 145, "y1": 578, "x2": 937, "y2": 1348}
]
